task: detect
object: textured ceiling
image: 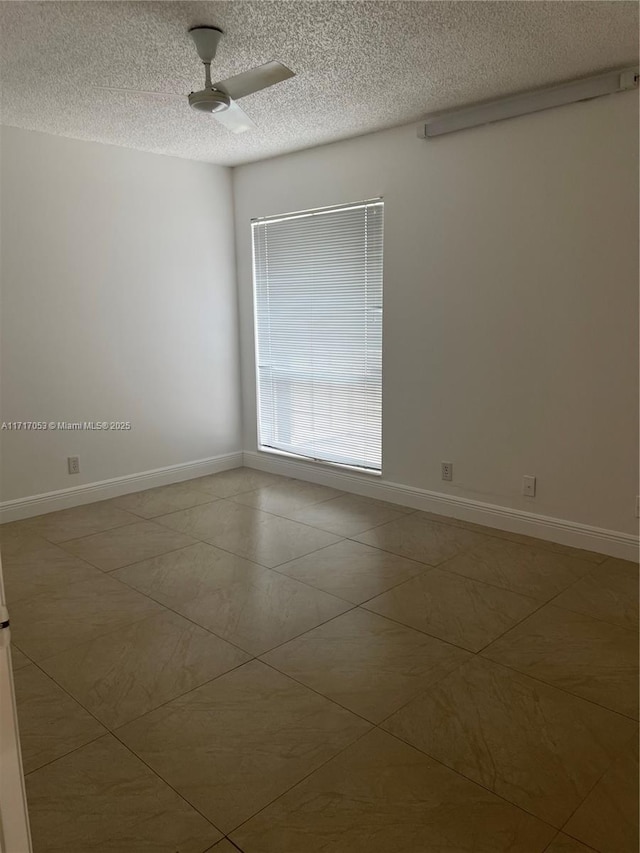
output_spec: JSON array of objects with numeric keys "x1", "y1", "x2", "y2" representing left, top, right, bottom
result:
[{"x1": 0, "y1": 1, "x2": 638, "y2": 166}]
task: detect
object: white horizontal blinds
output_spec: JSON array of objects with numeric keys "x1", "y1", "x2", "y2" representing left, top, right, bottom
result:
[{"x1": 253, "y1": 200, "x2": 383, "y2": 471}]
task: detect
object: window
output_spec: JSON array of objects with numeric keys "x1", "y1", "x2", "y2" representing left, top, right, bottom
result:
[{"x1": 252, "y1": 199, "x2": 383, "y2": 472}]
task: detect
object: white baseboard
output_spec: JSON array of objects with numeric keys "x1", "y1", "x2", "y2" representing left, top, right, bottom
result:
[
  {"x1": 2, "y1": 448, "x2": 637, "y2": 561},
  {"x1": 0, "y1": 452, "x2": 243, "y2": 523},
  {"x1": 243, "y1": 451, "x2": 639, "y2": 561}
]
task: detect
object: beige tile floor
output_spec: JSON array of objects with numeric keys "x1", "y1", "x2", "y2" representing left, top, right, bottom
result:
[{"x1": 1, "y1": 468, "x2": 638, "y2": 853}]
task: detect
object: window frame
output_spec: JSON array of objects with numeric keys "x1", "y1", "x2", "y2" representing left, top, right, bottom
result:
[{"x1": 250, "y1": 197, "x2": 384, "y2": 475}]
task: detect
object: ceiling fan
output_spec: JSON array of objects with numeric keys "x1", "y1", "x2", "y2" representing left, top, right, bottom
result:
[{"x1": 96, "y1": 26, "x2": 295, "y2": 133}]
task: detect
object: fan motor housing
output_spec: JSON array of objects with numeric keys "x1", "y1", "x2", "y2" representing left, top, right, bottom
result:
[{"x1": 188, "y1": 88, "x2": 230, "y2": 113}]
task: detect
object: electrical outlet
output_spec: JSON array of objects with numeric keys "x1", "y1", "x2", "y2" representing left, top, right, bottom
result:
[
  {"x1": 441, "y1": 461, "x2": 453, "y2": 482},
  {"x1": 67, "y1": 456, "x2": 80, "y2": 475},
  {"x1": 522, "y1": 475, "x2": 536, "y2": 497}
]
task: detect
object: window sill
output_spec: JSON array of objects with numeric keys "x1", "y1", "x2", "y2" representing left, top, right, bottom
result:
[{"x1": 257, "y1": 445, "x2": 382, "y2": 477}]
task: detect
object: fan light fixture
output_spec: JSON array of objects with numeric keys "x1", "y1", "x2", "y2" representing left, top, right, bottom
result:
[{"x1": 188, "y1": 89, "x2": 230, "y2": 113}]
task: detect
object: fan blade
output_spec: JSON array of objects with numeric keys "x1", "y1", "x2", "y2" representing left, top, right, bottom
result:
[
  {"x1": 95, "y1": 86, "x2": 183, "y2": 98},
  {"x1": 213, "y1": 61, "x2": 294, "y2": 100},
  {"x1": 213, "y1": 98, "x2": 257, "y2": 134}
]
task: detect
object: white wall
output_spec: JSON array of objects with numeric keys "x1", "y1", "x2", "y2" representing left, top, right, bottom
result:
[
  {"x1": 0, "y1": 127, "x2": 241, "y2": 501},
  {"x1": 233, "y1": 93, "x2": 639, "y2": 536}
]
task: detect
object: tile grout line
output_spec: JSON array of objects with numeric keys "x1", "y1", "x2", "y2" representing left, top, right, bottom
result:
[
  {"x1": 18, "y1": 507, "x2": 526, "y2": 841},
  {"x1": 245, "y1": 594, "x2": 637, "y2": 834},
  {"x1": 475, "y1": 654, "x2": 640, "y2": 723},
  {"x1": 343, "y1": 532, "x2": 471, "y2": 568},
  {"x1": 149, "y1": 491, "x2": 438, "y2": 555},
  {"x1": 30, "y1": 644, "x2": 262, "y2": 760},
  {"x1": 11, "y1": 485, "x2": 626, "y2": 643},
  {"x1": 473, "y1": 595, "x2": 553, "y2": 653},
  {"x1": 9, "y1": 472, "x2": 636, "y2": 849},
  {"x1": 17, "y1": 487, "x2": 631, "y2": 706},
  {"x1": 543, "y1": 597, "x2": 640, "y2": 634},
  {"x1": 373, "y1": 651, "x2": 476, "y2": 729},
  {"x1": 31, "y1": 588, "x2": 466, "y2": 739},
  {"x1": 107, "y1": 569, "x2": 264, "y2": 658},
  {"x1": 226, "y1": 725, "x2": 377, "y2": 839},
  {"x1": 555, "y1": 738, "x2": 636, "y2": 845},
  {"x1": 17, "y1": 663, "x2": 636, "y2": 837},
  {"x1": 23, "y1": 729, "x2": 108, "y2": 778},
  {"x1": 14, "y1": 515, "x2": 638, "y2": 725},
  {"x1": 108, "y1": 653, "x2": 258, "y2": 730},
  {"x1": 55, "y1": 529, "x2": 206, "y2": 572},
  {"x1": 13, "y1": 605, "x2": 170, "y2": 669},
  {"x1": 109, "y1": 726, "x2": 226, "y2": 838},
  {"x1": 223, "y1": 713, "x2": 563, "y2": 845},
  {"x1": 224, "y1": 494, "x2": 418, "y2": 535},
  {"x1": 371, "y1": 722, "x2": 564, "y2": 836},
  {"x1": 377, "y1": 624, "x2": 633, "y2": 832},
  {"x1": 7, "y1": 528, "x2": 360, "y2": 620},
  {"x1": 6, "y1": 474, "x2": 610, "y2": 591},
  {"x1": 29, "y1": 556, "x2": 382, "y2": 734},
  {"x1": 108, "y1": 505, "x2": 389, "y2": 605},
  {"x1": 534, "y1": 591, "x2": 640, "y2": 637},
  {"x1": 20, "y1": 657, "x2": 114, "y2": 773},
  {"x1": 422, "y1": 554, "x2": 592, "y2": 600},
  {"x1": 21, "y1": 648, "x2": 596, "y2": 853},
  {"x1": 33, "y1": 603, "x2": 253, "y2": 670},
  {"x1": 269, "y1": 535, "x2": 425, "y2": 574},
  {"x1": 344, "y1": 529, "x2": 601, "y2": 595},
  {"x1": 136, "y1": 490, "x2": 499, "y2": 656},
  {"x1": 145, "y1": 496, "x2": 351, "y2": 568},
  {"x1": 342, "y1": 534, "x2": 637, "y2": 637},
  {"x1": 220, "y1": 838, "x2": 245, "y2": 853},
  {"x1": 20, "y1": 546, "x2": 288, "y2": 733},
  {"x1": 25, "y1": 637, "x2": 375, "y2": 843},
  {"x1": 112, "y1": 486, "x2": 224, "y2": 518},
  {"x1": 21, "y1": 659, "x2": 227, "y2": 840},
  {"x1": 186, "y1": 536, "x2": 357, "y2": 592},
  {"x1": 45, "y1": 502, "x2": 468, "y2": 627},
  {"x1": 0, "y1": 471, "x2": 288, "y2": 540},
  {"x1": 105, "y1": 542, "x2": 364, "y2": 657},
  {"x1": 355, "y1": 599, "x2": 496, "y2": 656},
  {"x1": 14, "y1": 516, "x2": 143, "y2": 546},
  {"x1": 257, "y1": 654, "x2": 374, "y2": 727},
  {"x1": 1, "y1": 468, "x2": 617, "y2": 564},
  {"x1": 411, "y1": 512, "x2": 612, "y2": 565},
  {"x1": 31, "y1": 495, "x2": 373, "y2": 607},
  {"x1": 106, "y1": 662, "x2": 373, "y2": 842}
]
